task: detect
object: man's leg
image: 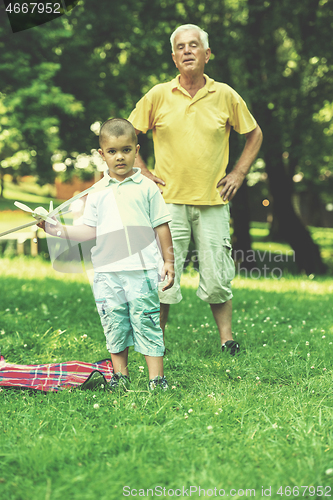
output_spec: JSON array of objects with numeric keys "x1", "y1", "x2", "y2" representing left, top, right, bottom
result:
[
  {"x1": 158, "y1": 205, "x2": 192, "y2": 341},
  {"x1": 210, "y1": 300, "x2": 233, "y2": 346},
  {"x1": 160, "y1": 303, "x2": 170, "y2": 339}
]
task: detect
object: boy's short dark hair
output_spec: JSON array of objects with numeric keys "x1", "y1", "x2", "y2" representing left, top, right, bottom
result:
[{"x1": 99, "y1": 118, "x2": 137, "y2": 147}]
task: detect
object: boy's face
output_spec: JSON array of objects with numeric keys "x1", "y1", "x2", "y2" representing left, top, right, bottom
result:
[{"x1": 98, "y1": 134, "x2": 139, "y2": 181}]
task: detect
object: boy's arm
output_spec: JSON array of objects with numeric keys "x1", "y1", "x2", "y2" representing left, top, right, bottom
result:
[
  {"x1": 154, "y1": 222, "x2": 174, "y2": 291},
  {"x1": 38, "y1": 219, "x2": 96, "y2": 242}
]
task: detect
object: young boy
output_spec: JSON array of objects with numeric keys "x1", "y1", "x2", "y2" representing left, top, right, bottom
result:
[{"x1": 40, "y1": 118, "x2": 174, "y2": 391}]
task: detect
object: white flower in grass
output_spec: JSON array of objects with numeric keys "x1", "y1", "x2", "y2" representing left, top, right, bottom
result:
[
  {"x1": 307, "y1": 353, "x2": 310, "y2": 357},
  {"x1": 263, "y1": 344, "x2": 267, "y2": 347},
  {"x1": 188, "y1": 408, "x2": 193, "y2": 413},
  {"x1": 256, "y1": 376, "x2": 260, "y2": 380},
  {"x1": 81, "y1": 334, "x2": 87, "y2": 339},
  {"x1": 207, "y1": 425, "x2": 213, "y2": 431},
  {"x1": 282, "y1": 340, "x2": 286, "y2": 343},
  {"x1": 226, "y1": 369, "x2": 231, "y2": 373},
  {"x1": 171, "y1": 385, "x2": 176, "y2": 390},
  {"x1": 322, "y1": 335, "x2": 326, "y2": 339},
  {"x1": 272, "y1": 423, "x2": 278, "y2": 429},
  {"x1": 138, "y1": 365, "x2": 144, "y2": 373},
  {"x1": 323, "y1": 368, "x2": 327, "y2": 371},
  {"x1": 93, "y1": 403, "x2": 99, "y2": 409},
  {"x1": 184, "y1": 413, "x2": 189, "y2": 419},
  {"x1": 305, "y1": 341, "x2": 309, "y2": 346},
  {"x1": 311, "y1": 366, "x2": 315, "y2": 369},
  {"x1": 325, "y1": 468, "x2": 333, "y2": 476}
]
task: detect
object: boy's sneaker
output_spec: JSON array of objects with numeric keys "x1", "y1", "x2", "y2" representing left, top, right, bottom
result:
[
  {"x1": 221, "y1": 340, "x2": 240, "y2": 356},
  {"x1": 149, "y1": 376, "x2": 169, "y2": 391},
  {"x1": 109, "y1": 372, "x2": 130, "y2": 392}
]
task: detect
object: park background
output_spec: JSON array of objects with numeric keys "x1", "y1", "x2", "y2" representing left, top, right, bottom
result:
[{"x1": 1, "y1": 0, "x2": 333, "y2": 499}]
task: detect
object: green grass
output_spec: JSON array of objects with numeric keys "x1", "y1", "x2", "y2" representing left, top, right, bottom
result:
[
  {"x1": 1, "y1": 257, "x2": 333, "y2": 499},
  {"x1": 0, "y1": 177, "x2": 56, "y2": 212},
  {"x1": 249, "y1": 222, "x2": 333, "y2": 274}
]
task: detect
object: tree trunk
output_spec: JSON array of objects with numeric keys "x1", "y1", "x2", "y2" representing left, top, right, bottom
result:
[
  {"x1": 244, "y1": 0, "x2": 326, "y2": 274},
  {"x1": 230, "y1": 182, "x2": 254, "y2": 269},
  {"x1": 0, "y1": 168, "x2": 4, "y2": 198}
]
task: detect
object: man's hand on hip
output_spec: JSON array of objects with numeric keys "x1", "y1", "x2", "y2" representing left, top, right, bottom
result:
[{"x1": 217, "y1": 170, "x2": 246, "y2": 202}]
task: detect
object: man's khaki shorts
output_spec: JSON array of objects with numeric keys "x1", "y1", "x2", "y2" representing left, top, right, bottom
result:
[{"x1": 159, "y1": 204, "x2": 235, "y2": 304}]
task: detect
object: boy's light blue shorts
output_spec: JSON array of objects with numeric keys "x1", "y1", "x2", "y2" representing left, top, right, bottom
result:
[{"x1": 93, "y1": 269, "x2": 165, "y2": 357}]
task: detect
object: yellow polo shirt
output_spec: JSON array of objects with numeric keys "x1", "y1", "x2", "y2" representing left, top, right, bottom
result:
[{"x1": 128, "y1": 74, "x2": 257, "y2": 205}]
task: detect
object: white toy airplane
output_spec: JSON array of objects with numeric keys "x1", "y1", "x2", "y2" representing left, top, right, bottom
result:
[{"x1": 0, "y1": 183, "x2": 97, "y2": 239}]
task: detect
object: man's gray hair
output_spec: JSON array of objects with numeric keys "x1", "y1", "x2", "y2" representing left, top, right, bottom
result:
[{"x1": 170, "y1": 24, "x2": 209, "y2": 53}]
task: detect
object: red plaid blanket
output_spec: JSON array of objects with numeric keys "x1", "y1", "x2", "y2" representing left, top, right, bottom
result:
[{"x1": 0, "y1": 355, "x2": 113, "y2": 392}]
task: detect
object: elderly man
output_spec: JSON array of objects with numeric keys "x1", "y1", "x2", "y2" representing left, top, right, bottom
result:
[{"x1": 128, "y1": 24, "x2": 263, "y2": 355}]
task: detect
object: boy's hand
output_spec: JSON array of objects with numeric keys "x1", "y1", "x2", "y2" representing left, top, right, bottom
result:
[
  {"x1": 160, "y1": 262, "x2": 175, "y2": 291},
  {"x1": 37, "y1": 218, "x2": 62, "y2": 237}
]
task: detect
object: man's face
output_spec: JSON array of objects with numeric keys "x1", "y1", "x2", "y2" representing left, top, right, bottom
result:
[
  {"x1": 172, "y1": 29, "x2": 211, "y2": 76},
  {"x1": 98, "y1": 134, "x2": 139, "y2": 181}
]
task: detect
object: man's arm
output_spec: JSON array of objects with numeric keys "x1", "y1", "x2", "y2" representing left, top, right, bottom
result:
[
  {"x1": 154, "y1": 222, "x2": 175, "y2": 291},
  {"x1": 134, "y1": 128, "x2": 166, "y2": 191},
  {"x1": 217, "y1": 124, "x2": 263, "y2": 202}
]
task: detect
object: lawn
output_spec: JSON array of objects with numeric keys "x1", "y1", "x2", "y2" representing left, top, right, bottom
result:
[{"x1": 1, "y1": 256, "x2": 333, "y2": 500}]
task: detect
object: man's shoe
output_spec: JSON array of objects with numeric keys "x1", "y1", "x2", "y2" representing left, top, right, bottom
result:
[
  {"x1": 221, "y1": 340, "x2": 240, "y2": 356},
  {"x1": 109, "y1": 372, "x2": 130, "y2": 391},
  {"x1": 149, "y1": 375, "x2": 169, "y2": 391}
]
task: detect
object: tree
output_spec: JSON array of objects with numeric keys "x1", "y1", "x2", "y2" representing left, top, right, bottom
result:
[
  {"x1": 0, "y1": 3, "x2": 84, "y2": 190},
  {"x1": 1, "y1": 0, "x2": 332, "y2": 273},
  {"x1": 239, "y1": 0, "x2": 332, "y2": 273}
]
